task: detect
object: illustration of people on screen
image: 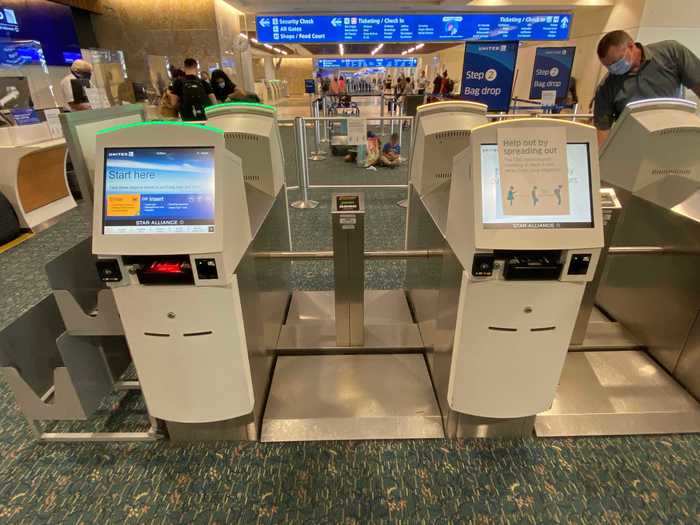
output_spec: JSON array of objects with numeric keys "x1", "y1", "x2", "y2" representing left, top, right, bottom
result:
[
  {"x1": 554, "y1": 184, "x2": 563, "y2": 206},
  {"x1": 507, "y1": 186, "x2": 517, "y2": 206},
  {"x1": 531, "y1": 186, "x2": 539, "y2": 207}
]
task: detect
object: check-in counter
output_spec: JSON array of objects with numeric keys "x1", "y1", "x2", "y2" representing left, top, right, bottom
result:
[{"x1": 0, "y1": 122, "x2": 76, "y2": 230}]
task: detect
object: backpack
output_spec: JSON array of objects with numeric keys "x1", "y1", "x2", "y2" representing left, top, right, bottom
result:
[
  {"x1": 0, "y1": 192, "x2": 20, "y2": 246},
  {"x1": 180, "y1": 77, "x2": 211, "y2": 121}
]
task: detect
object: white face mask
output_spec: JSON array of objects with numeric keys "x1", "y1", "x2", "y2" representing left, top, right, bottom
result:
[{"x1": 217, "y1": 81, "x2": 226, "y2": 89}]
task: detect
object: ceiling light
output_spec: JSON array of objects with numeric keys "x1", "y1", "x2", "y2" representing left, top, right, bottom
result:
[
  {"x1": 251, "y1": 37, "x2": 259, "y2": 44},
  {"x1": 371, "y1": 43, "x2": 384, "y2": 56},
  {"x1": 415, "y1": 43, "x2": 424, "y2": 50},
  {"x1": 401, "y1": 50, "x2": 407, "y2": 56},
  {"x1": 407, "y1": 47, "x2": 415, "y2": 53},
  {"x1": 281, "y1": 50, "x2": 288, "y2": 55},
  {"x1": 240, "y1": 33, "x2": 248, "y2": 39},
  {"x1": 263, "y1": 43, "x2": 273, "y2": 49},
  {"x1": 339, "y1": 44, "x2": 344, "y2": 56}
]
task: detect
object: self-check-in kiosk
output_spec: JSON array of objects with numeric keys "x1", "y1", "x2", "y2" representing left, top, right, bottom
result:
[
  {"x1": 91, "y1": 119, "x2": 290, "y2": 441},
  {"x1": 534, "y1": 99, "x2": 700, "y2": 437},
  {"x1": 406, "y1": 118, "x2": 604, "y2": 437},
  {"x1": 443, "y1": 119, "x2": 604, "y2": 434},
  {"x1": 92, "y1": 122, "x2": 256, "y2": 429}
]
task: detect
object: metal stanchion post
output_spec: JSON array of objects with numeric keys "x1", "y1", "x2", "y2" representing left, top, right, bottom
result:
[
  {"x1": 290, "y1": 116, "x2": 319, "y2": 209},
  {"x1": 397, "y1": 102, "x2": 407, "y2": 162},
  {"x1": 321, "y1": 96, "x2": 329, "y2": 143},
  {"x1": 380, "y1": 92, "x2": 385, "y2": 136},
  {"x1": 308, "y1": 99, "x2": 327, "y2": 161}
]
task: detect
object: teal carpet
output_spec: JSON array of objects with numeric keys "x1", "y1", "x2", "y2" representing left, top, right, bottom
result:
[{"x1": 0, "y1": 168, "x2": 698, "y2": 522}]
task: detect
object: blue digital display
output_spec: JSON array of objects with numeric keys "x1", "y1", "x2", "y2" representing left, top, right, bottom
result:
[
  {"x1": 0, "y1": 40, "x2": 43, "y2": 66},
  {"x1": 257, "y1": 13, "x2": 571, "y2": 43},
  {"x1": 529, "y1": 47, "x2": 576, "y2": 101},
  {"x1": 103, "y1": 147, "x2": 216, "y2": 235},
  {"x1": 10, "y1": 107, "x2": 40, "y2": 125},
  {"x1": 316, "y1": 57, "x2": 418, "y2": 69},
  {"x1": 460, "y1": 41, "x2": 519, "y2": 113},
  {"x1": 0, "y1": 0, "x2": 81, "y2": 66}
]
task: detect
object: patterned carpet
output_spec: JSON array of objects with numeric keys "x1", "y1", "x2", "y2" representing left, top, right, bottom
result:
[{"x1": 0, "y1": 172, "x2": 698, "y2": 522}]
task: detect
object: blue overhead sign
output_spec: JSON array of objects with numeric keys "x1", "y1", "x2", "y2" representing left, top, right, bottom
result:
[
  {"x1": 529, "y1": 47, "x2": 576, "y2": 101},
  {"x1": 316, "y1": 57, "x2": 418, "y2": 69},
  {"x1": 257, "y1": 13, "x2": 571, "y2": 43},
  {"x1": 460, "y1": 41, "x2": 519, "y2": 113}
]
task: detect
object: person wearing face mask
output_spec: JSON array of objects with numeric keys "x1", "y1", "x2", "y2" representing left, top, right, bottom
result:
[
  {"x1": 594, "y1": 30, "x2": 700, "y2": 145},
  {"x1": 60, "y1": 59, "x2": 94, "y2": 111},
  {"x1": 210, "y1": 69, "x2": 246, "y2": 103}
]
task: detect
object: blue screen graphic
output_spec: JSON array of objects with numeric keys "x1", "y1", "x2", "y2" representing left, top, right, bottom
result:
[
  {"x1": 0, "y1": 0, "x2": 81, "y2": 66},
  {"x1": 103, "y1": 147, "x2": 216, "y2": 235},
  {"x1": 10, "y1": 107, "x2": 40, "y2": 125},
  {"x1": 529, "y1": 47, "x2": 576, "y2": 101},
  {"x1": 316, "y1": 57, "x2": 418, "y2": 69},
  {"x1": 257, "y1": 13, "x2": 571, "y2": 43},
  {"x1": 0, "y1": 40, "x2": 43, "y2": 66},
  {"x1": 460, "y1": 41, "x2": 519, "y2": 113}
]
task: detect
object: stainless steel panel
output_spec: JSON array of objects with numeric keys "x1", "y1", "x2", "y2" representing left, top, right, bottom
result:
[
  {"x1": 535, "y1": 351, "x2": 700, "y2": 436},
  {"x1": 166, "y1": 418, "x2": 250, "y2": 442},
  {"x1": 286, "y1": 290, "x2": 414, "y2": 325},
  {"x1": 571, "y1": 188, "x2": 622, "y2": 345},
  {"x1": 597, "y1": 189, "x2": 700, "y2": 373},
  {"x1": 569, "y1": 318, "x2": 641, "y2": 350},
  {"x1": 261, "y1": 354, "x2": 444, "y2": 441},
  {"x1": 405, "y1": 184, "x2": 449, "y2": 353},
  {"x1": 449, "y1": 413, "x2": 535, "y2": 438},
  {"x1": 278, "y1": 321, "x2": 423, "y2": 351},
  {"x1": 331, "y1": 193, "x2": 365, "y2": 347},
  {"x1": 674, "y1": 311, "x2": 700, "y2": 400},
  {"x1": 237, "y1": 188, "x2": 292, "y2": 440},
  {"x1": 278, "y1": 290, "x2": 423, "y2": 351}
]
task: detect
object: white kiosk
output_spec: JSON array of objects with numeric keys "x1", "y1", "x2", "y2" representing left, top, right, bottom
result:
[
  {"x1": 92, "y1": 122, "x2": 255, "y2": 427},
  {"x1": 89, "y1": 118, "x2": 294, "y2": 441},
  {"x1": 408, "y1": 100, "x2": 488, "y2": 228},
  {"x1": 205, "y1": 102, "x2": 285, "y2": 203},
  {"x1": 545, "y1": 98, "x2": 700, "y2": 436},
  {"x1": 442, "y1": 119, "x2": 604, "y2": 435}
]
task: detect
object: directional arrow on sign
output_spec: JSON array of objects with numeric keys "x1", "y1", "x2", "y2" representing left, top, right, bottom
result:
[
  {"x1": 331, "y1": 17, "x2": 342, "y2": 28},
  {"x1": 260, "y1": 18, "x2": 271, "y2": 28},
  {"x1": 561, "y1": 17, "x2": 569, "y2": 28}
]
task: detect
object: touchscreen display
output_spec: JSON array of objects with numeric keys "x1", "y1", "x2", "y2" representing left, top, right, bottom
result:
[
  {"x1": 480, "y1": 143, "x2": 593, "y2": 229},
  {"x1": 103, "y1": 147, "x2": 215, "y2": 235}
]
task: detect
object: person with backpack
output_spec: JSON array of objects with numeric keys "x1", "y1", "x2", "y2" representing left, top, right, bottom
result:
[{"x1": 169, "y1": 58, "x2": 217, "y2": 121}]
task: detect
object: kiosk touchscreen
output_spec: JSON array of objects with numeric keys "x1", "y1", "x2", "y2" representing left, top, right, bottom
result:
[
  {"x1": 409, "y1": 100, "x2": 489, "y2": 197},
  {"x1": 445, "y1": 119, "x2": 604, "y2": 419},
  {"x1": 92, "y1": 122, "x2": 255, "y2": 425}
]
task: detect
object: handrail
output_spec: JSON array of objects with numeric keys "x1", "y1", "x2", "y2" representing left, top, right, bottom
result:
[{"x1": 256, "y1": 246, "x2": 700, "y2": 260}]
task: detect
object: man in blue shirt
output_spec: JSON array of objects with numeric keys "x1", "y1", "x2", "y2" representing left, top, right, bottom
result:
[{"x1": 380, "y1": 133, "x2": 401, "y2": 167}]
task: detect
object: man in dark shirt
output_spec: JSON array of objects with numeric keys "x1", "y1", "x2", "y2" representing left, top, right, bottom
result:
[
  {"x1": 594, "y1": 30, "x2": 700, "y2": 145},
  {"x1": 169, "y1": 58, "x2": 217, "y2": 121}
]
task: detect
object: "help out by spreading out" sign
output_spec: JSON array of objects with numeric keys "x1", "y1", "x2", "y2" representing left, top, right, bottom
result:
[{"x1": 497, "y1": 127, "x2": 570, "y2": 216}]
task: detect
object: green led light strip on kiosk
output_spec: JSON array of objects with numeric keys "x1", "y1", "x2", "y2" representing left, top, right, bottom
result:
[
  {"x1": 96, "y1": 121, "x2": 225, "y2": 135},
  {"x1": 205, "y1": 102, "x2": 276, "y2": 114}
]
